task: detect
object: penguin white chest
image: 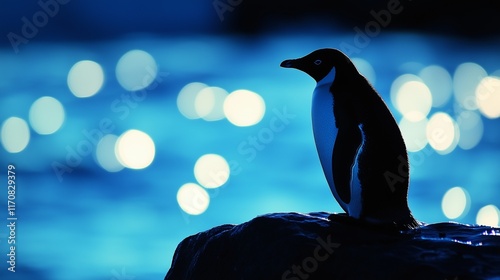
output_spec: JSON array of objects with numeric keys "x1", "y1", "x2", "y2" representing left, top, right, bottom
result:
[
  {"x1": 311, "y1": 68, "x2": 362, "y2": 218},
  {"x1": 311, "y1": 82, "x2": 345, "y2": 211},
  {"x1": 311, "y1": 83, "x2": 336, "y2": 192}
]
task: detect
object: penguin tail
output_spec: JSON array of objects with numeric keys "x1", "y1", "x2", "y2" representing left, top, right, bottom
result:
[
  {"x1": 366, "y1": 213, "x2": 421, "y2": 231},
  {"x1": 397, "y1": 215, "x2": 421, "y2": 230}
]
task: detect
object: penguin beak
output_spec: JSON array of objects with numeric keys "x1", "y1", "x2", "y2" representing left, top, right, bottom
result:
[{"x1": 280, "y1": 59, "x2": 297, "y2": 68}]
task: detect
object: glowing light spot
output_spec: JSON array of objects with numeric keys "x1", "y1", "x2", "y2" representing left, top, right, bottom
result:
[
  {"x1": 391, "y1": 74, "x2": 421, "y2": 110},
  {"x1": 475, "y1": 76, "x2": 500, "y2": 119},
  {"x1": 67, "y1": 60, "x2": 104, "y2": 98},
  {"x1": 115, "y1": 130, "x2": 155, "y2": 169},
  {"x1": 29, "y1": 96, "x2": 65, "y2": 135},
  {"x1": 441, "y1": 186, "x2": 470, "y2": 219},
  {"x1": 457, "y1": 110, "x2": 483, "y2": 150},
  {"x1": 391, "y1": 74, "x2": 433, "y2": 120},
  {"x1": 419, "y1": 65, "x2": 453, "y2": 107},
  {"x1": 476, "y1": 205, "x2": 500, "y2": 227},
  {"x1": 1, "y1": 117, "x2": 30, "y2": 153},
  {"x1": 399, "y1": 117, "x2": 428, "y2": 152},
  {"x1": 95, "y1": 134, "x2": 124, "y2": 172},
  {"x1": 426, "y1": 112, "x2": 459, "y2": 155},
  {"x1": 177, "y1": 183, "x2": 210, "y2": 215},
  {"x1": 116, "y1": 50, "x2": 157, "y2": 91},
  {"x1": 195, "y1": 86, "x2": 228, "y2": 121},
  {"x1": 395, "y1": 80, "x2": 432, "y2": 121},
  {"x1": 223, "y1": 89, "x2": 265, "y2": 127},
  {"x1": 453, "y1": 62, "x2": 487, "y2": 110},
  {"x1": 352, "y1": 58, "x2": 376, "y2": 85},
  {"x1": 177, "y1": 82, "x2": 208, "y2": 119},
  {"x1": 194, "y1": 154, "x2": 230, "y2": 189}
]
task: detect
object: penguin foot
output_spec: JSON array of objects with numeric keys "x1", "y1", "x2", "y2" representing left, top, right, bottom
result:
[
  {"x1": 328, "y1": 213, "x2": 356, "y2": 223},
  {"x1": 327, "y1": 213, "x2": 362, "y2": 225}
]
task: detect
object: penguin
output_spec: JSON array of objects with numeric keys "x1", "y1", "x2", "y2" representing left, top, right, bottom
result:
[{"x1": 280, "y1": 48, "x2": 419, "y2": 230}]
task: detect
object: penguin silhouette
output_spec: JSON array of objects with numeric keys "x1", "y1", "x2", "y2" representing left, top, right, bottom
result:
[{"x1": 281, "y1": 48, "x2": 419, "y2": 230}]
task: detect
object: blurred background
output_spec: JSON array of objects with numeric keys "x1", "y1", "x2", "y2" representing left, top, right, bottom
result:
[{"x1": 1, "y1": 0, "x2": 500, "y2": 279}]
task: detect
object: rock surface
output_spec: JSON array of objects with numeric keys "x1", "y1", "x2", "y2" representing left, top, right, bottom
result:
[{"x1": 165, "y1": 212, "x2": 500, "y2": 280}]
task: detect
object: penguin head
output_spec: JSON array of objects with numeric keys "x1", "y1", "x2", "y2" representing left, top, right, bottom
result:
[{"x1": 280, "y1": 48, "x2": 350, "y2": 82}]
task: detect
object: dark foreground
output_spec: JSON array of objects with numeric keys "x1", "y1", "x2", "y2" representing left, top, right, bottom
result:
[{"x1": 165, "y1": 212, "x2": 500, "y2": 280}]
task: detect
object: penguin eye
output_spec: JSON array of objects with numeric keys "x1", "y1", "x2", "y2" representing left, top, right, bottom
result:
[{"x1": 314, "y1": 59, "x2": 322, "y2": 65}]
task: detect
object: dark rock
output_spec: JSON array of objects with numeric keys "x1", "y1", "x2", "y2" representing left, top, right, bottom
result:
[{"x1": 165, "y1": 212, "x2": 500, "y2": 280}]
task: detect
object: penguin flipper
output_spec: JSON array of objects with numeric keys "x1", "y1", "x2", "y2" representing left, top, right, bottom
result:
[{"x1": 332, "y1": 125, "x2": 362, "y2": 205}]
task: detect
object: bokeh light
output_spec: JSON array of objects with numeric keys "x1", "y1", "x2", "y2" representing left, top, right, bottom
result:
[
  {"x1": 29, "y1": 96, "x2": 65, "y2": 135},
  {"x1": 195, "y1": 86, "x2": 228, "y2": 121},
  {"x1": 67, "y1": 60, "x2": 105, "y2": 98},
  {"x1": 352, "y1": 57, "x2": 376, "y2": 85},
  {"x1": 391, "y1": 74, "x2": 432, "y2": 121},
  {"x1": 419, "y1": 65, "x2": 453, "y2": 107},
  {"x1": 426, "y1": 112, "x2": 459, "y2": 154},
  {"x1": 194, "y1": 153, "x2": 230, "y2": 189},
  {"x1": 95, "y1": 134, "x2": 124, "y2": 172},
  {"x1": 441, "y1": 186, "x2": 470, "y2": 219},
  {"x1": 1, "y1": 117, "x2": 30, "y2": 153},
  {"x1": 390, "y1": 74, "x2": 421, "y2": 110},
  {"x1": 396, "y1": 80, "x2": 432, "y2": 121},
  {"x1": 2, "y1": 6, "x2": 500, "y2": 280},
  {"x1": 476, "y1": 205, "x2": 500, "y2": 227},
  {"x1": 475, "y1": 76, "x2": 500, "y2": 118},
  {"x1": 457, "y1": 110, "x2": 483, "y2": 150},
  {"x1": 453, "y1": 62, "x2": 487, "y2": 110},
  {"x1": 116, "y1": 50, "x2": 158, "y2": 91},
  {"x1": 115, "y1": 129, "x2": 155, "y2": 169},
  {"x1": 177, "y1": 183, "x2": 210, "y2": 215},
  {"x1": 223, "y1": 89, "x2": 266, "y2": 127},
  {"x1": 177, "y1": 82, "x2": 208, "y2": 119},
  {"x1": 399, "y1": 117, "x2": 428, "y2": 152}
]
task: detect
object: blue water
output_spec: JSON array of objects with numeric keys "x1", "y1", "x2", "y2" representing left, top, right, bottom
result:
[{"x1": 0, "y1": 33, "x2": 499, "y2": 279}]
